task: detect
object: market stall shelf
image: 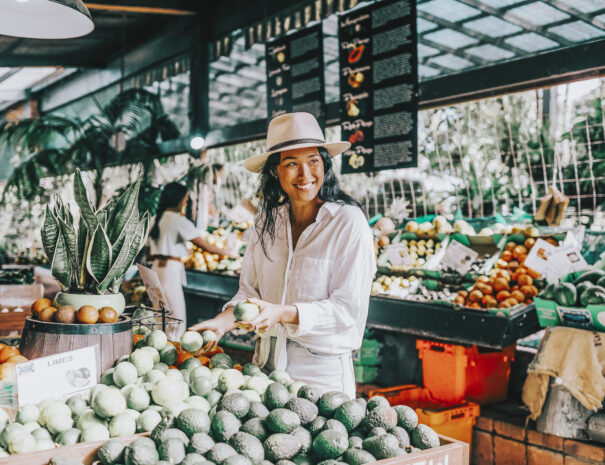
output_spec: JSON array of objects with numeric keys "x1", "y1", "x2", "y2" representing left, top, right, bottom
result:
[
  {"x1": 184, "y1": 271, "x2": 540, "y2": 349},
  {"x1": 0, "y1": 433, "x2": 468, "y2": 465},
  {"x1": 19, "y1": 316, "x2": 133, "y2": 374},
  {"x1": 0, "y1": 433, "x2": 146, "y2": 465}
]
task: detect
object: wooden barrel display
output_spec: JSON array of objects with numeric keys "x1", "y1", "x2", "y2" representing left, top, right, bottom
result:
[{"x1": 20, "y1": 316, "x2": 133, "y2": 374}]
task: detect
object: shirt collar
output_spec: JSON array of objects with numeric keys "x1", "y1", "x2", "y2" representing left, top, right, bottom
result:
[
  {"x1": 317, "y1": 201, "x2": 341, "y2": 221},
  {"x1": 276, "y1": 201, "x2": 341, "y2": 225}
]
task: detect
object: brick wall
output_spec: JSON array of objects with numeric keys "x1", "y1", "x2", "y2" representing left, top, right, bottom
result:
[{"x1": 472, "y1": 412, "x2": 605, "y2": 465}]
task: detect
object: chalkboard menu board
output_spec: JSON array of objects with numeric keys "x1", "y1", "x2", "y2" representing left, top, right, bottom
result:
[
  {"x1": 339, "y1": 0, "x2": 418, "y2": 174},
  {"x1": 266, "y1": 23, "x2": 325, "y2": 126}
]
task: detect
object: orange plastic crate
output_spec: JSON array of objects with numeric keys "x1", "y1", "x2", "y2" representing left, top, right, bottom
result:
[
  {"x1": 417, "y1": 340, "x2": 515, "y2": 405},
  {"x1": 368, "y1": 384, "x2": 480, "y2": 445}
]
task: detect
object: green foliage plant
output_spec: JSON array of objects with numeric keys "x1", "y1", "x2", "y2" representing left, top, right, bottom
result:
[{"x1": 41, "y1": 169, "x2": 149, "y2": 294}]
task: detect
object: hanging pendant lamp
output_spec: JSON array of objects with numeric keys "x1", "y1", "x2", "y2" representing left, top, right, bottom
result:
[{"x1": 0, "y1": 0, "x2": 94, "y2": 39}]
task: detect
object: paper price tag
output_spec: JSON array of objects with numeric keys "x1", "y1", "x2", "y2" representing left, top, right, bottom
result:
[
  {"x1": 442, "y1": 240, "x2": 479, "y2": 275},
  {"x1": 383, "y1": 243, "x2": 410, "y2": 266},
  {"x1": 524, "y1": 239, "x2": 588, "y2": 282},
  {"x1": 137, "y1": 264, "x2": 172, "y2": 314},
  {"x1": 16, "y1": 346, "x2": 98, "y2": 406}
]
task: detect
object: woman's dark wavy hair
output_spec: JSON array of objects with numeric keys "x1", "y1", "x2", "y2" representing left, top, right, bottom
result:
[
  {"x1": 256, "y1": 147, "x2": 363, "y2": 256},
  {"x1": 150, "y1": 182, "x2": 188, "y2": 241}
]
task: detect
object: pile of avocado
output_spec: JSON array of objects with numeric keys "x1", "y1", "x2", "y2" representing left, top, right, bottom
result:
[
  {"x1": 96, "y1": 366, "x2": 440, "y2": 465},
  {"x1": 541, "y1": 269, "x2": 605, "y2": 307}
]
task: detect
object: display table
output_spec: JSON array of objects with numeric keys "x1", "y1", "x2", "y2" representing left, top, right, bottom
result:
[{"x1": 183, "y1": 270, "x2": 541, "y2": 349}]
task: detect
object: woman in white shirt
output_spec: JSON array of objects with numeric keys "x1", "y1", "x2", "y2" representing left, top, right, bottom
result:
[
  {"x1": 149, "y1": 182, "x2": 235, "y2": 333},
  {"x1": 190, "y1": 113, "x2": 376, "y2": 398}
]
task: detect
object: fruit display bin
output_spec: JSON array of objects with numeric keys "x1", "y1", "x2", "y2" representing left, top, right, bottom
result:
[
  {"x1": 0, "y1": 433, "x2": 146, "y2": 465},
  {"x1": 417, "y1": 340, "x2": 515, "y2": 405},
  {"x1": 184, "y1": 271, "x2": 541, "y2": 349},
  {"x1": 0, "y1": 432, "x2": 469, "y2": 465},
  {"x1": 369, "y1": 384, "x2": 480, "y2": 446}
]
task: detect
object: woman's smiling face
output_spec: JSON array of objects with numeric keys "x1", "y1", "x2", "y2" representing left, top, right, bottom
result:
[{"x1": 277, "y1": 147, "x2": 325, "y2": 205}]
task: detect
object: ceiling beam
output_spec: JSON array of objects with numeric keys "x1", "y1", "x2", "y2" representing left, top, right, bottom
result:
[
  {"x1": 0, "y1": 55, "x2": 105, "y2": 67},
  {"x1": 419, "y1": 37, "x2": 605, "y2": 109},
  {"x1": 84, "y1": 1, "x2": 198, "y2": 15},
  {"x1": 420, "y1": 37, "x2": 488, "y2": 67},
  {"x1": 455, "y1": 0, "x2": 573, "y2": 47},
  {"x1": 418, "y1": 10, "x2": 527, "y2": 57},
  {"x1": 546, "y1": 2, "x2": 605, "y2": 31}
]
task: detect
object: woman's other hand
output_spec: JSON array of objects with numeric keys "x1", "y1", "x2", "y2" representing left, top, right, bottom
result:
[
  {"x1": 247, "y1": 298, "x2": 298, "y2": 332},
  {"x1": 188, "y1": 309, "x2": 236, "y2": 351}
]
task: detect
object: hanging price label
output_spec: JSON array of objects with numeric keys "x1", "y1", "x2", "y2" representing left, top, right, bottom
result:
[
  {"x1": 383, "y1": 243, "x2": 411, "y2": 266},
  {"x1": 442, "y1": 240, "x2": 479, "y2": 275}
]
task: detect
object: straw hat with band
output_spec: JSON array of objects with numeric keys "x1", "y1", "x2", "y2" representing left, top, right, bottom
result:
[{"x1": 244, "y1": 112, "x2": 351, "y2": 173}]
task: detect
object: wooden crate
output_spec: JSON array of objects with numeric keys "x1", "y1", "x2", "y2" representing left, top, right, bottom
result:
[
  {"x1": 0, "y1": 434, "x2": 468, "y2": 465},
  {"x1": 0, "y1": 284, "x2": 43, "y2": 336},
  {"x1": 0, "y1": 433, "x2": 145, "y2": 465}
]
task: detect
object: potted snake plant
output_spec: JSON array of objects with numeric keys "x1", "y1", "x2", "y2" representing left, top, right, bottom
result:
[{"x1": 41, "y1": 169, "x2": 149, "y2": 314}]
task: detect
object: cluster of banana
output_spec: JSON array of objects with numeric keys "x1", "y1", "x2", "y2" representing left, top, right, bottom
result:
[{"x1": 372, "y1": 275, "x2": 419, "y2": 296}]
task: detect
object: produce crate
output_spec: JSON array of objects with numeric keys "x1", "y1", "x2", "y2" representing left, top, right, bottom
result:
[
  {"x1": 534, "y1": 270, "x2": 605, "y2": 331},
  {"x1": 534, "y1": 297, "x2": 605, "y2": 331},
  {"x1": 0, "y1": 283, "x2": 43, "y2": 336},
  {"x1": 0, "y1": 433, "x2": 146, "y2": 465},
  {"x1": 0, "y1": 432, "x2": 468, "y2": 465},
  {"x1": 352, "y1": 338, "x2": 383, "y2": 365},
  {"x1": 417, "y1": 340, "x2": 515, "y2": 405},
  {"x1": 369, "y1": 384, "x2": 480, "y2": 445},
  {"x1": 354, "y1": 363, "x2": 379, "y2": 384}
]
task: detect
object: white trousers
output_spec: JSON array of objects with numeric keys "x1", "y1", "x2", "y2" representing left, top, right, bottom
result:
[
  {"x1": 151, "y1": 259, "x2": 187, "y2": 335},
  {"x1": 285, "y1": 339, "x2": 356, "y2": 399}
]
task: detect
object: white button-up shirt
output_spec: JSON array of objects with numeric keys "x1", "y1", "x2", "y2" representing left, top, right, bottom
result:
[{"x1": 223, "y1": 201, "x2": 377, "y2": 369}]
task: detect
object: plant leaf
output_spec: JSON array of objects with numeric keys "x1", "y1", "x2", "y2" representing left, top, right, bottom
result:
[
  {"x1": 113, "y1": 212, "x2": 149, "y2": 290},
  {"x1": 77, "y1": 215, "x2": 88, "y2": 290},
  {"x1": 57, "y1": 216, "x2": 78, "y2": 289},
  {"x1": 73, "y1": 169, "x2": 99, "y2": 231},
  {"x1": 51, "y1": 232, "x2": 71, "y2": 289},
  {"x1": 41, "y1": 205, "x2": 59, "y2": 264},
  {"x1": 85, "y1": 226, "x2": 112, "y2": 284},
  {"x1": 108, "y1": 178, "x2": 140, "y2": 244},
  {"x1": 97, "y1": 235, "x2": 133, "y2": 293}
]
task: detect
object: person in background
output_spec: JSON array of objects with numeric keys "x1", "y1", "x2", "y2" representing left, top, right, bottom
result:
[
  {"x1": 189, "y1": 112, "x2": 376, "y2": 398},
  {"x1": 195, "y1": 163, "x2": 225, "y2": 231},
  {"x1": 148, "y1": 182, "x2": 237, "y2": 333}
]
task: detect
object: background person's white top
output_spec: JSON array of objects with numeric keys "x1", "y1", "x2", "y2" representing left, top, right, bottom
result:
[
  {"x1": 149, "y1": 211, "x2": 199, "y2": 258},
  {"x1": 224, "y1": 201, "x2": 376, "y2": 369}
]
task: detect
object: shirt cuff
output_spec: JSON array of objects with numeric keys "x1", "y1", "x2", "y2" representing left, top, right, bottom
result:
[
  {"x1": 221, "y1": 299, "x2": 244, "y2": 313},
  {"x1": 285, "y1": 302, "x2": 315, "y2": 338}
]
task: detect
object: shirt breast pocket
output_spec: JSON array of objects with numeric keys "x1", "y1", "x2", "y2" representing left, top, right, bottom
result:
[{"x1": 295, "y1": 257, "x2": 331, "y2": 301}]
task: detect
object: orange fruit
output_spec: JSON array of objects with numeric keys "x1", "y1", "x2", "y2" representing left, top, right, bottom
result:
[
  {"x1": 196, "y1": 355, "x2": 210, "y2": 366},
  {"x1": 39, "y1": 307, "x2": 58, "y2": 322},
  {"x1": 205, "y1": 346, "x2": 224, "y2": 357},
  {"x1": 77, "y1": 306, "x2": 99, "y2": 324},
  {"x1": 176, "y1": 350, "x2": 193, "y2": 367},
  {"x1": 6, "y1": 355, "x2": 27, "y2": 365},
  {"x1": 133, "y1": 334, "x2": 145, "y2": 345},
  {"x1": 99, "y1": 307, "x2": 118, "y2": 324},
  {"x1": 0, "y1": 362, "x2": 16, "y2": 381},
  {"x1": 0, "y1": 343, "x2": 6, "y2": 352},
  {"x1": 31, "y1": 298, "x2": 52, "y2": 315},
  {"x1": 0, "y1": 346, "x2": 20, "y2": 364},
  {"x1": 233, "y1": 364, "x2": 242, "y2": 372}
]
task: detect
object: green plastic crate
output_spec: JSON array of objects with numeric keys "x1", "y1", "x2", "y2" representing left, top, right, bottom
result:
[
  {"x1": 354, "y1": 363, "x2": 378, "y2": 384},
  {"x1": 352, "y1": 339, "x2": 382, "y2": 365}
]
